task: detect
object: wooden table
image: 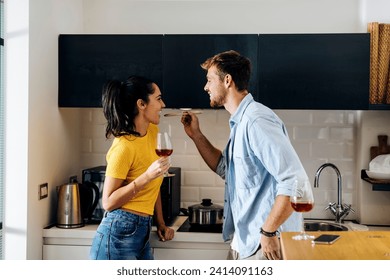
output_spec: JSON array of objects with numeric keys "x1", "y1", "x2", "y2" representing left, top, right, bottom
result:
[{"x1": 280, "y1": 231, "x2": 390, "y2": 260}]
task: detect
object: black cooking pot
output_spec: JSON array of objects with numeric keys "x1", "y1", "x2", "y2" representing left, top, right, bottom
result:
[{"x1": 184, "y1": 198, "x2": 224, "y2": 226}]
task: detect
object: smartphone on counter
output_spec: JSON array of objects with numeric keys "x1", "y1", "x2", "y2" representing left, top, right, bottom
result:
[{"x1": 311, "y1": 234, "x2": 340, "y2": 245}]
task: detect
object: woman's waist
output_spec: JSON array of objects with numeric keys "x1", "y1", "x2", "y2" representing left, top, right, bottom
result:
[
  {"x1": 106, "y1": 208, "x2": 152, "y2": 224},
  {"x1": 120, "y1": 208, "x2": 151, "y2": 217}
]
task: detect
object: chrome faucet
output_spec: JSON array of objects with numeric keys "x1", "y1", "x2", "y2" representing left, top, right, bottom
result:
[{"x1": 314, "y1": 163, "x2": 354, "y2": 223}]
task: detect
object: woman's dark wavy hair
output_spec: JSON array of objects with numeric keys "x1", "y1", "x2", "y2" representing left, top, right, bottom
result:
[{"x1": 102, "y1": 76, "x2": 155, "y2": 138}]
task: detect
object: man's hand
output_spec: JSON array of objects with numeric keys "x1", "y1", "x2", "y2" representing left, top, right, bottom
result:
[{"x1": 260, "y1": 236, "x2": 282, "y2": 260}]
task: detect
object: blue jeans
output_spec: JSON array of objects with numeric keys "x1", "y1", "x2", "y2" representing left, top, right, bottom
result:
[{"x1": 89, "y1": 209, "x2": 153, "y2": 260}]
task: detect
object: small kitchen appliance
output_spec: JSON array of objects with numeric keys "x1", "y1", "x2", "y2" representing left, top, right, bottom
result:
[
  {"x1": 157, "y1": 167, "x2": 181, "y2": 226},
  {"x1": 56, "y1": 181, "x2": 83, "y2": 228},
  {"x1": 82, "y1": 166, "x2": 106, "y2": 223}
]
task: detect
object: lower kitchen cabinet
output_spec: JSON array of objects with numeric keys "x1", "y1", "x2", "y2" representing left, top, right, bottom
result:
[
  {"x1": 42, "y1": 217, "x2": 230, "y2": 260},
  {"x1": 43, "y1": 245, "x2": 91, "y2": 260},
  {"x1": 42, "y1": 245, "x2": 229, "y2": 260},
  {"x1": 153, "y1": 248, "x2": 228, "y2": 260}
]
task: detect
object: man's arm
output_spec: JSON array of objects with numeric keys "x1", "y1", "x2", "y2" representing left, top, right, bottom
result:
[
  {"x1": 260, "y1": 195, "x2": 295, "y2": 260},
  {"x1": 181, "y1": 112, "x2": 222, "y2": 172}
]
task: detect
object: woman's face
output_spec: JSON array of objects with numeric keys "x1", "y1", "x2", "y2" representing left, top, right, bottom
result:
[{"x1": 144, "y1": 83, "x2": 166, "y2": 125}]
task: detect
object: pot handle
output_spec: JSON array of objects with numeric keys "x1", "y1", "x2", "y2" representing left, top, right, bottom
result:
[{"x1": 180, "y1": 208, "x2": 189, "y2": 216}]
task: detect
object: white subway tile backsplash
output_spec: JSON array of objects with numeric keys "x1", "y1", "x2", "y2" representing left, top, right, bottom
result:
[
  {"x1": 80, "y1": 124, "x2": 93, "y2": 138},
  {"x1": 173, "y1": 138, "x2": 200, "y2": 155},
  {"x1": 344, "y1": 142, "x2": 355, "y2": 158},
  {"x1": 81, "y1": 109, "x2": 93, "y2": 123},
  {"x1": 311, "y1": 142, "x2": 345, "y2": 159},
  {"x1": 92, "y1": 138, "x2": 113, "y2": 153},
  {"x1": 80, "y1": 138, "x2": 92, "y2": 153},
  {"x1": 199, "y1": 187, "x2": 225, "y2": 205},
  {"x1": 329, "y1": 127, "x2": 354, "y2": 141},
  {"x1": 180, "y1": 187, "x2": 200, "y2": 206},
  {"x1": 80, "y1": 108, "x2": 360, "y2": 221},
  {"x1": 170, "y1": 155, "x2": 202, "y2": 170},
  {"x1": 92, "y1": 124, "x2": 106, "y2": 138},
  {"x1": 92, "y1": 109, "x2": 107, "y2": 124},
  {"x1": 80, "y1": 152, "x2": 106, "y2": 170},
  {"x1": 290, "y1": 142, "x2": 311, "y2": 160},
  {"x1": 346, "y1": 112, "x2": 355, "y2": 125},
  {"x1": 342, "y1": 193, "x2": 353, "y2": 205},
  {"x1": 184, "y1": 170, "x2": 217, "y2": 186},
  {"x1": 275, "y1": 110, "x2": 312, "y2": 125},
  {"x1": 312, "y1": 111, "x2": 346, "y2": 124},
  {"x1": 294, "y1": 126, "x2": 329, "y2": 140}
]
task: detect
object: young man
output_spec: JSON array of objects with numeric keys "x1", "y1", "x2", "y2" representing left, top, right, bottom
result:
[{"x1": 181, "y1": 50, "x2": 309, "y2": 260}]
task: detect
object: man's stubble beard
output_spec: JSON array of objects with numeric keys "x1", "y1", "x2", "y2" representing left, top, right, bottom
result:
[{"x1": 210, "y1": 91, "x2": 226, "y2": 108}]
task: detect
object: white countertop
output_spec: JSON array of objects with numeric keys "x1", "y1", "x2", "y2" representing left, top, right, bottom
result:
[
  {"x1": 43, "y1": 216, "x2": 390, "y2": 247},
  {"x1": 43, "y1": 216, "x2": 228, "y2": 248}
]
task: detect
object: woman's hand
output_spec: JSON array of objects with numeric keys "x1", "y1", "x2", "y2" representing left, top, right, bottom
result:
[
  {"x1": 146, "y1": 157, "x2": 170, "y2": 180},
  {"x1": 156, "y1": 224, "x2": 175, "y2": 242}
]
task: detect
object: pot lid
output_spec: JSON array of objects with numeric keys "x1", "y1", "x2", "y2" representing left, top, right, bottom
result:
[{"x1": 189, "y1": 198, "x2": 223, "y2": 211}]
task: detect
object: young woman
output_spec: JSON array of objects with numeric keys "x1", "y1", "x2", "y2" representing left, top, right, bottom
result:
[{"x1": 89, "y1": 76, "x2": 174, "y2": 260}]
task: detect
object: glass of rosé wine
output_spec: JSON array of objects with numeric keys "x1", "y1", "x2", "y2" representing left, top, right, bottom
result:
[
  {"x1": 155, "y1": 131, "x2": 173, "y2": 177},
  {"x1": 290, "y1": 179, "x2": 315, "y2": 240}
]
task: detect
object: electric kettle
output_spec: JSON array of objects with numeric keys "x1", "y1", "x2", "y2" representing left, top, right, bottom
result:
[{"x1": 56, "y1": 182, "x2": 84, "y2": 228}]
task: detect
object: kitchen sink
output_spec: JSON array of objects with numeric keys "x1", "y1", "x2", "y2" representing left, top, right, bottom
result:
[{"x1": 304, "y1": 221, "x2": 349, "y2": 231}]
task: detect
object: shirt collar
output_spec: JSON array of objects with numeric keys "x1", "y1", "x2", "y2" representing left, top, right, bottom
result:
[{"x1": 229, "y1": 93, "x2": 254, "y2": 129}]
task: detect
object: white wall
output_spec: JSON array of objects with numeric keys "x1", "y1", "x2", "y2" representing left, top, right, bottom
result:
[
  {"x1": 4, "y1": 0, "x2": 29, "y2": 260},
  {"x1": 4, "y1": 0, "x2": 84, "y2": 259},
  {"x1": 3, "y1": 0, "x2": 390, "y2": 259},
  {"x1": 83, "y1": 0, "x2": 361, "y2": 33}
]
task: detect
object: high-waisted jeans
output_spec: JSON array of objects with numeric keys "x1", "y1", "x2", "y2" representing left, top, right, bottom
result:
[{"x1": 89, "y1": 209, "x2": 153, "y2": 260}]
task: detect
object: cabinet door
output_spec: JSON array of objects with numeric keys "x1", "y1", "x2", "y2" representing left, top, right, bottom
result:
[
  {"x1": 163, "y1": 34, "x2": 259, "y2": 109},
  {"x1": 153, "y1": 248, "x2": 229, "y2": 260},
  {"x1": 258, "y1": 33, "x2": 370, "y2": 109},
  {"x1": 43, "y1": 245, "x2": 90, "y2": 260},
  {"x1": 59, "y1": 35, "x2": 163, "y2": 107}
]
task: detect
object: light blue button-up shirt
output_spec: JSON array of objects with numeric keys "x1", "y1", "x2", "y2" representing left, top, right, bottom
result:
[{"x1": 216, "y1": 94, "x2": 308, "y2": 259}]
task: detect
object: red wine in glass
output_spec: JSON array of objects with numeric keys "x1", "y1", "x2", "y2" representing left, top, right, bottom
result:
[
  {"x1": 155, "y1": 149, "x2": 173, "y2": 157},
  {"x1": 291, "y1": 201, "x2": 314, "y2": 212},
  {"x1": 290, "y1": 179, "x2": 315, "y2": 240},
  {"x1": 156, "y1": 132, "x2": 173, "y2": 177}
]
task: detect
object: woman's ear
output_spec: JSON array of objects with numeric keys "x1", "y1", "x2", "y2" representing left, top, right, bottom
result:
[{"x1": 137, "y1": 99, "x2": 146, "y2": 110}]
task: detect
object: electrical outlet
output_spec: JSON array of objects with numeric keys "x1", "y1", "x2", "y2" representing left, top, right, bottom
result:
[{"x1": 39, "y1": 183, "x2": 48, "y2": 200}]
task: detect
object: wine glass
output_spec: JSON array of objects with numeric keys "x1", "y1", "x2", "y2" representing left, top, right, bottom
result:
[
  {"x1": 290, "y1": 179, "x2": 315, "y2": 240},
  {"x1": 155, "y1": 131, "x2": 173, "y2": 177}
]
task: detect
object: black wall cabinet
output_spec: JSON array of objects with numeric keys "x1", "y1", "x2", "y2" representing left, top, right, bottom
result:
[
  {"x1": 258, "y1": 33, "x2": 370, "y2": 110},
  {"x1": 59, "y1": 35, "x2": 163, "y2": 107},
  {"x1": 58, "y1": 33, "x2": 370, "y2": 110},
  {"x1": 163, "y1": 34, "x2": 258, "y2": 109}
]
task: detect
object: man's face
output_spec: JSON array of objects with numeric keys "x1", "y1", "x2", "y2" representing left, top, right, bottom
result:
[{"x1": 204, "y1": 65, "x2": 227, "y2": 108}]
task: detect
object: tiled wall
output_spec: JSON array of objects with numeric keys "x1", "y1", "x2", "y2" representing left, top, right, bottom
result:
[{"x1": 80, "y1": 108, "x2": 358, "y2": 221}]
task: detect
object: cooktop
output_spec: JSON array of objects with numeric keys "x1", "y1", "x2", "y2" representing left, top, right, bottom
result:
[{"x1": 177, "y1": 217, "x2": 223, "y2": 233}]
